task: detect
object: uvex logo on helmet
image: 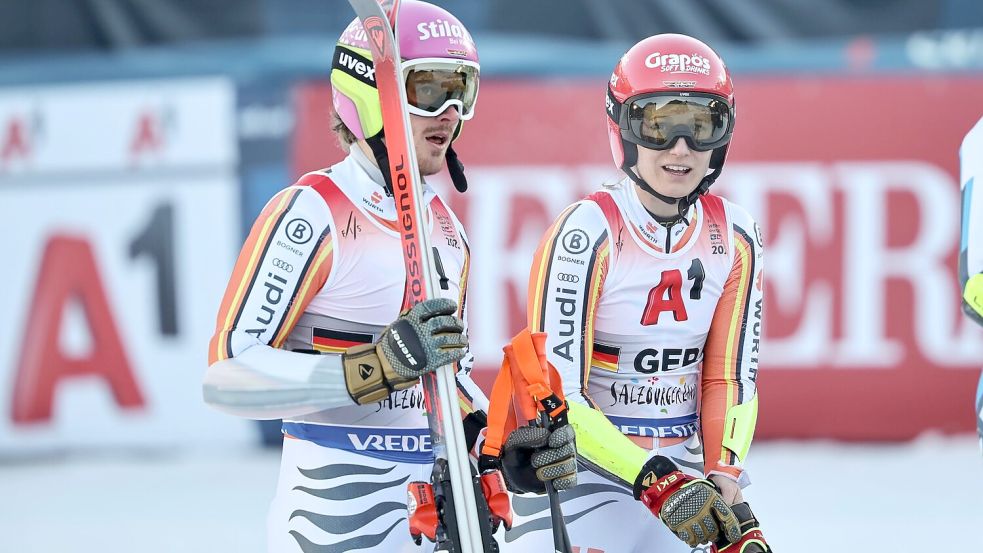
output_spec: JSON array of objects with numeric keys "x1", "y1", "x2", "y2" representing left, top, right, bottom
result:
[
  {"x1": 644, "y1": 52, "x2": 712, "y2": 76},
  {"x1": 337, "y1": 51, "x2": 376, "y2": 82}
]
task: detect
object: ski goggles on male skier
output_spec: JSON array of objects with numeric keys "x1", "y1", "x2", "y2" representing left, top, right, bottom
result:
[
  {"x1": 402, "y1": 58, "x2": 479, "y2": 120},
  {"x1": 620, "y1": 92, "x2": 733, "y2": 151}
]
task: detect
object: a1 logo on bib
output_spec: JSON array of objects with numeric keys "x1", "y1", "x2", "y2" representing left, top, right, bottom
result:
[{"x1": 285, "y1": 218, "x2": 313, "y2": 245}]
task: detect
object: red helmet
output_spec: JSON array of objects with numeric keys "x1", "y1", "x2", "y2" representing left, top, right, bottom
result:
[{"x1": 606, "y1": 34, "x2": 735, "y2": 199}]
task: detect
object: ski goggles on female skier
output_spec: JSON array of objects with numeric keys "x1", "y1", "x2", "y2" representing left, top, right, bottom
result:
[
  {"x1": 621, "y1": 93, "x2": 733, "y2": 151},
  {"x1": 402, "y1": 58, "x2": 479, "y2": 120}
]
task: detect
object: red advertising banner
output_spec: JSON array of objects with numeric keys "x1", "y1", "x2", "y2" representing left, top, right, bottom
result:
[{"x1": 293, "y1": 76, "x2": 983, "y2": 440}]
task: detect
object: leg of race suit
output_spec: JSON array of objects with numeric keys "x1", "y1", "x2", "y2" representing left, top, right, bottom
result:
[
  {"x1": 267, "y1": 438, "x2": 445, "y2": 553},
  {"x1": 500, "y1": 435, "x2": 710, "y2": 553}
]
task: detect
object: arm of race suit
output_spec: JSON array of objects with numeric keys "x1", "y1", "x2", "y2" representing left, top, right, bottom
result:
[
  {"x1": 204, "y1": 185, "x2": 351, "y2": 419},
  {"x1": 700, "y1": 203, "x2": 763, "y2": 485},
  {"x1": 571, "y1": 403, "x2": 743, "y2": 548},
  {"x1": 527, "y1": 200, "x2": 612, "y2": 410}
]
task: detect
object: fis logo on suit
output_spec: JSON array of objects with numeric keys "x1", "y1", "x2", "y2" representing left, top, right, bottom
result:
[{"x1": 341, "y1": 212, "x2": 361, "y2": 239}]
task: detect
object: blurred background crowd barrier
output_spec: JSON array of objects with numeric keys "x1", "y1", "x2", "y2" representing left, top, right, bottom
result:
[{"x1": 1, "y1": 0, "x2": 983, "y2": 457}]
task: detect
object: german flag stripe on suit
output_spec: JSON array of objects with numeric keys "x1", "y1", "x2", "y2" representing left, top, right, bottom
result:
[
  {"x1": 591, "y1": 342, "x2": 620, "y2": 372},
  {"x1": 311, "y1": 328, "x2": 373, "y2": 353}
]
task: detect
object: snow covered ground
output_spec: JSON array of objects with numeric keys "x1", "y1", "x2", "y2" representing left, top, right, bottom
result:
[{"x1": 1, "y1": 435, "x2": 980, "y2": 553}]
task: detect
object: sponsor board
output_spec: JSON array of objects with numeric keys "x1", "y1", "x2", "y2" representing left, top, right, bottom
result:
[
  {"x1": 0, "y1": 78, "x2": 235, "y2": 175},
  {"x1": 0, "y1": 78, "x2": 249, "y2": 451}
]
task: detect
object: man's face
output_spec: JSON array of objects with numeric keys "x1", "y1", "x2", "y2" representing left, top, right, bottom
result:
[{"x1": 410, "y1": 106, "x2": 460, "y2": 176}]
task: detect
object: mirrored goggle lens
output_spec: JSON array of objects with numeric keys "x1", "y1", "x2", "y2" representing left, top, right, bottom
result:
[
  {"x1": 626, "y1": 95, "x2": 731, "y2": 150},
  {"x1": 405, "y1": 66, "x2": 478, "y2": 117}
]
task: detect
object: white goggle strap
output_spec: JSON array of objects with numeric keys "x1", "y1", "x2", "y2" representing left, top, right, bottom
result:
[
  {"x1": 401, "y1": 58, "x2": 479, "y2": 120},
  {"x1": 407, "y1": 98, "x2": 474, "y2": 120}
]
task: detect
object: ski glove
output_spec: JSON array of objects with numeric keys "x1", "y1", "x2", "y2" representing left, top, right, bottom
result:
[
  {"x1": 342, "y1": 298, "x2": 467, "y2": 405},
  {"x1": 634, "y1": 455, "x2": 741, "y2": 547},
  {"x1": 500, "y1": 423, "x2": 577, "y2": 494},
  {"x1": 716, "y1": 502, "x2": 772, "y2": 553}
]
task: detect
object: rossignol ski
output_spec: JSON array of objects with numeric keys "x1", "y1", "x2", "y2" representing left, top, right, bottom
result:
[{"x1": 343, "y1": 1, "x2": 497, "y2": 551}]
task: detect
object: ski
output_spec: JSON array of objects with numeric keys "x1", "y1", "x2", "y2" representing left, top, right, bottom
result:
[{"x1": 343, "y1": 1, "x2": 494, "y2": 552}]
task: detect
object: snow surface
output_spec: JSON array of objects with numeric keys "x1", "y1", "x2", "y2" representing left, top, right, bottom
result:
[{"x1": 1, "y1": 436, "x2": 980, "y2": 552}]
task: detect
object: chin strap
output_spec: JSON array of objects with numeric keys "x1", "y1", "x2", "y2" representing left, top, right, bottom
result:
[
  {"x1": 446, "y1": 145, "x2": 468, "y2": 192},
  {"x1": 366, "y1": 134, "x2": 470, "y2": 196},
  {"x1": 624, "y1": 165, "x2": 720, "y2": 219},
  {"x1": 618, "y1": 130, "x2": 726, "y2": 218},
  {"x1": 366, "y1": 134, "x2": 394, "y2": 196}
]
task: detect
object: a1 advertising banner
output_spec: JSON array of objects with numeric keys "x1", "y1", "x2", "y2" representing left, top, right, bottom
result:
[
  {"x1": 0, "y1": 79, "x2": 236, "y2": 173},
  {"x1": 0, "y1": 78, "x2": 253, "y2": 452},
  {"x1": 294, "y1": 77, "x2": 983, "y2": 440}
]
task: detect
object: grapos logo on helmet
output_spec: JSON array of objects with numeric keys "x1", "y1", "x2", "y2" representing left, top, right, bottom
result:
[{"x1": 644, "y1": 52, "x2": 712, "y2": 75}]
